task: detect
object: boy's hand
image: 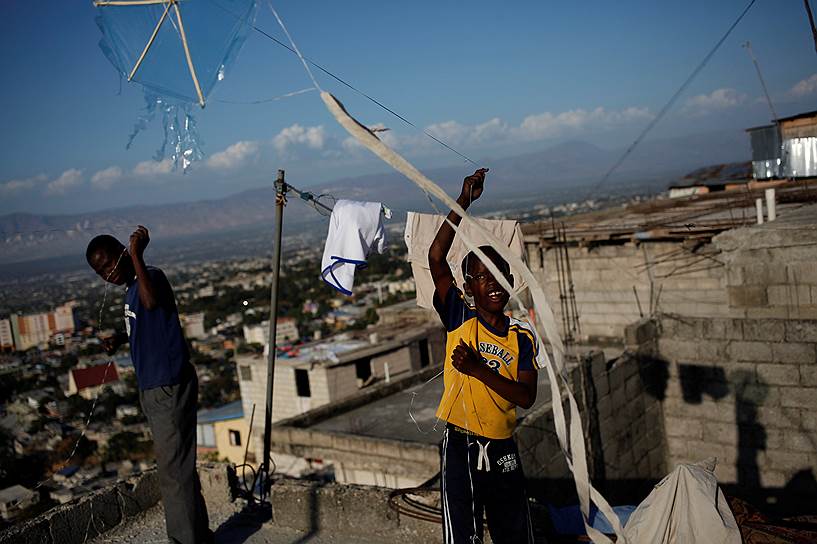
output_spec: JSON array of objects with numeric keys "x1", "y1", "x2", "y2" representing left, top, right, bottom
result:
[
  {"x1": 451, "y1": 339, "x2": 485, "y2": 377},
  {"x1": 101, "y1": 334, "x2": 123, "y2": 355},
  {"x1": 129, "y1": 225, "x2": 150, "y2": 261},
  {"x1": 458, "y1": 168, "x2": 488, "y2": 205}
]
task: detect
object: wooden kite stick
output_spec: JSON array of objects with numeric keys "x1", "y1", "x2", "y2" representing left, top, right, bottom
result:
[
  {"x1": 173, "y1": 1, "x2": 206, "y2": 108},
  {"x1": 128, "y1": 0, "x2": 173, "y2": 82},
  {"x1": 95, "y1": 0, "x2": 169, "y2": 6}
]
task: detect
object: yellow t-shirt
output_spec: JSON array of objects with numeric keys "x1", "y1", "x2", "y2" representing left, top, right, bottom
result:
[{"x1": 434, "y1": 287, "x2": 539, "y2": 439}]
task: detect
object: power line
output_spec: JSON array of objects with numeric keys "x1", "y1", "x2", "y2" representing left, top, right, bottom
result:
[
  {"x1": 210, "y1": 0, "x2": 479, "y2": 166},
  {"x1": 586, "y1": 0, "x2": 758, "y2": 199}
]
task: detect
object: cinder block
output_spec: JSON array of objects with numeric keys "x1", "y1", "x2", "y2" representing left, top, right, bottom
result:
[
  {"x1": 624, "y1": 374, "x2": 641, "y2": 400},
  {"x1": 802, "y1": 410, "x2": 817, "y2": 430},
  {"x1": 702, "y1": 318, "x2": 743, "y2": 340},
  {"x1": 742, "y1": 320, "x2": 785, "y2": 342},
  {"x1": 766, "y1": 450, "x2": 810, "y2": 472},
  {"x1": 758, "y1": 470, "x2": 788, "y2": 488},
  {"x1": 755, "y1": 363, "x2": 800, "y2": 386},
  {"x1": 801, "y1": 366, "x2": 817, "y2": 386},
  {"x1": 118, "y1": 470, "x2": 161, "y2": 517},
  {"x1": 665, "y1": 416, "x2": 703, "y2": 439},
  {"x1": 703, "y1": 421, "x2": 738, "y2": 445},
  {"x1": 767, "y1": 285, "x2": 807, "y2": 307},
  {"x1": 728, "y1": 341, "x2": 773, "y2": 362},
  {"x1": 785, "y1": 430, "x2": 817, "y2": 452},
  {"x1": 685, "y1": 440, "x2": 735, "y2": 466},
  {"x1": 780, "y1": 387, "x2": 817, "y2": 409},
  {"x1": 734, "y1": 383, "x2": 779, "y2": 406},
  {"x1": 728, "y1": 286, "x2": 767, "y2": 308},
  {"x1": 785, "y1": 321, "x2": 817, "y2": 342},
  {"x1": 0, "y1": 517, "x2": 53, "y2": 544},
  {"x1": 660, "y1": 317, "x2": 702, "y2": 340},
  {"x1": 741, "y1": 406, "x2": 801, "y2": 430},
  {"x1": 658, "y1": 338, "x2": 699, "y2": 361},
  {"x1": 772, "y1": 343, "x2": 817, "y2": 364},
  {"x1": 787, "y1": 262, "x2": 817, "y2": 284},
  {"x1": 696, "y1": 340, "x2": 729, "y2": 363}
]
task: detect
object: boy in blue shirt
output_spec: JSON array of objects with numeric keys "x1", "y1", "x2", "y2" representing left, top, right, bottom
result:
[{"x1": 86, "y1": 226, "x2": 212, "y2": 544}]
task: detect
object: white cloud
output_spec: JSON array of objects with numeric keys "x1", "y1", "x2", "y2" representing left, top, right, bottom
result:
[
  {"x1": 206, "y1": 141, "x2": 259, "y2": 169},
  {"x1": 133, "y1": 159, "x2": 174, "y2": 176},
  {"x1": 516, "y1": 107, "x2": 651, "y2": 141},
  {"x1": 272, "y1": 124, "x2": 326, "y2": 154},
  {"x1": 684, "y1": 88, "x2": 746, "y2": 114},
  {"x1": 416, "y1": 106, "x2": 650, "y2": 150},
  {"x1": 0, "y1": 174, "x2": 46, "y2": 194},
  {"x1": 46, "y1": 169, "x2": 83, "y2": 195},
  {"x1": 790, "y1": 74, "x2": 817, "y2": 97},
  {"x1": 90, "y1": 166, "x2": 123, "y2": 189}
]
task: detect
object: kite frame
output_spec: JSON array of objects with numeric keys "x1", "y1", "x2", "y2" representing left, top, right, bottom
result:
[{"x1": 94, "y1": 0, "x2": 206, "y2": 107}]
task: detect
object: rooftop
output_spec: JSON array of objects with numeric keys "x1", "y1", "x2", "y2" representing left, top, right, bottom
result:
[
  {"x1": 70, "y1": 363, "x2": 120, "y2": 390},
  {"x1": 522, "y1": 181, "x2": 817, "y2": 244},
  {"x1": 197, "y1": 400, "x2": 244, "y2": 424}
]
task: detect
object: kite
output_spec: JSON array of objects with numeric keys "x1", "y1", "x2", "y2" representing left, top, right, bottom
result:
[{"x1": 95, "y1": 0, "x2": 257, "y2": 170}]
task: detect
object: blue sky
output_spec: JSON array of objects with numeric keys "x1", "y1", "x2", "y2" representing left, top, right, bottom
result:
[{"x1": 1, "y1": 1, "x2": 815, "y2": 216}]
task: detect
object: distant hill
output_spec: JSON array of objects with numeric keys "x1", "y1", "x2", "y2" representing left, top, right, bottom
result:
[{"x1": 0, "y1": 129, "x2": 748, "y2": 269}]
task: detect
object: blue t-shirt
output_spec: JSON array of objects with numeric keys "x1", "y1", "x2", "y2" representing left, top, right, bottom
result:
[{"x1": 124, "y1": 266, "x2": 189, "y2": 390}]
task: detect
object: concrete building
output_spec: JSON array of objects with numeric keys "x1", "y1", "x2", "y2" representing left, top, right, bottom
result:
[
  {"x1": 520, "y1": 187, "x2": 817, "y2": 508},
  {"x1": 242, "y1": 317, "x2": 299, "y2": 346},
  {"x1": 8, "y1": 302, "x2": 77, "y2": 351},
  {"x1": 196, "y1": 400, "x2": 250, "y2": 465},
  {"x1": 0, "y1": 318, "x2": 13, "y2": 352},
  {"x1": 236, "y1": 320, "x2": 445, "y2": 472},
  {"x1": 0, "y1": 485, "x2": 38, "y2": 521},
  {"x1": 179, "y1": 312, "x2": 206, "y2": 340}
]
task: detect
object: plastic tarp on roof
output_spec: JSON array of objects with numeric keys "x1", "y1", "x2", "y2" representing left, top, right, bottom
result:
[{"x1": 623, "y1": 458, "x2": 741, "y2": 544}]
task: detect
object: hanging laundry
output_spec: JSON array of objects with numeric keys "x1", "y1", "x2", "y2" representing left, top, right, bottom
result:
[
  {"x1": 321, "y1": 199, "x2": 387, "y2": 295},
  {"x1": 404, "y1": 211, "x2": 527, "y2": 309}
]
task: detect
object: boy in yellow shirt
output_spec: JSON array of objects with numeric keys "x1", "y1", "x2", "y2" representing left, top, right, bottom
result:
[{"x1": 428, "y1": 168, "x2": 538, "y2": 544}]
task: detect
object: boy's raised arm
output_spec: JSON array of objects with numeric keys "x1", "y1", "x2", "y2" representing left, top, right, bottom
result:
[
  {"x1": 130, "y1": 225, "x2": 161, "y2": 311},
  {"x1": 428, "y1": 168, "x2": 488, "y2": 303}
]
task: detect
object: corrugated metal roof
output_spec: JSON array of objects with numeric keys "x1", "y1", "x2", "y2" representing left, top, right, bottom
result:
[{"x1": 197, "y1": 400, "x2": 243, "y2": 423}]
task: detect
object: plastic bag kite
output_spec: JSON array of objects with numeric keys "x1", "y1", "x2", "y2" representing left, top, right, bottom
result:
[{"x1": 95, "y1": 0, "x2": 257, "y2": 171}]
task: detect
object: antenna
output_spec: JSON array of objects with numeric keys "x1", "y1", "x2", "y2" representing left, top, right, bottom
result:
[{"x1": 742, "y1": 41, "x2": 779, "y2": 123}]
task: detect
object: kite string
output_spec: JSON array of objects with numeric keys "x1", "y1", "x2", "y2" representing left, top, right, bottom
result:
[
  {"x1": 268, "y1": 2, "x2": 322, "y2": 91},
  {"x1": 8, "y1": 248, "x2": 127, "y2": 509},
  {"x1": 213, "y1": 86, "x2": 316, "y2": 105}
]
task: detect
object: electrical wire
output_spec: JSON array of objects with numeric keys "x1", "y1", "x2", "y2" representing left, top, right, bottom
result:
[
  {"x1": 585, "y1": 0, "x2": 758, "y2": 199},
  {"x1": 209, "y1": 0, "x2": 479, "y2": 166}
]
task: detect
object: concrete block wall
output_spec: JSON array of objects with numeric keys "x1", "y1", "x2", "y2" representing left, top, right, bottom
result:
[
  {"x1": 371, "y1": 345, "x2": 413, "y2": 379},
  {"x1": 716, "y1": 224, "x2": 817, "y2": 320},
  {"x1": 526, "y1": 241, "x2": 729, "y2": 340},
  {"x1": 0, "y1": 465, "x2": 234, "y2": 544},
  {"x1": 581, "y1": 340, "x2": 668, "y2": 482},
  {"x1": 657, "y1": 314, "x2": 817, "y2": 497},
  {"x1": 516, "y1": 342, "x2": 668, "y2": 497}
]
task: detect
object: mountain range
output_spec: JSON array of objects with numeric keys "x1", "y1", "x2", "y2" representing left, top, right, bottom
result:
[{"x1": 0, "y1": 129, "x2": 749, "y2": 271}]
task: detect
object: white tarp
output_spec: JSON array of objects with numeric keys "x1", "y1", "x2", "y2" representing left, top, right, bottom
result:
[{"x1": 623, "y1": 458, "x2": 741, "y2": 544}]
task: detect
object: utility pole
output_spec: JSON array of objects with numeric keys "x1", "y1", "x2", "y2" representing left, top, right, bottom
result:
[{"x1": 260, "y1": 170, "x2": 286, "y2": 501}]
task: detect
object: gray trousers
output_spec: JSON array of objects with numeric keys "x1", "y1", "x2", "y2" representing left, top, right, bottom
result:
[{"x1": 140, "y1": 369, "x2": 211, "y2": 544}]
